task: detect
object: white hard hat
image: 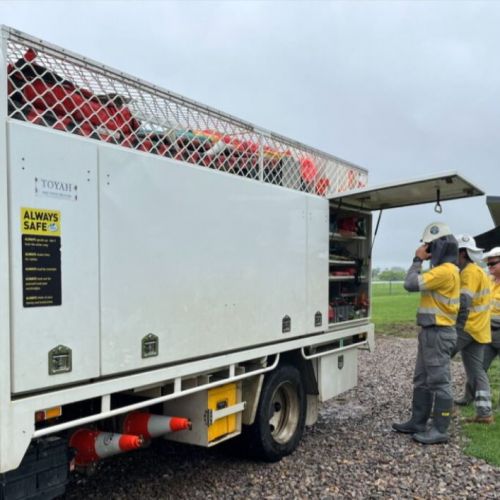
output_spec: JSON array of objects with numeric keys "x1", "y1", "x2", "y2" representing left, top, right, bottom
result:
[
  {"x1": 484, "y1": 246, "x2": 500, "y2": 259},
  {"x1": 455, "y1": 234, "x2": 483, "y2": 263},
  {"x1": 421, "y1": 222, "x2": 452, "y2": 243}
]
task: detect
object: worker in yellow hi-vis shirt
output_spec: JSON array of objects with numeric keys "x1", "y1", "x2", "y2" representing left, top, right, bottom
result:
[
  {"x1": 483, "y1": 247, "x2": 500, "y2": 373},
  {"x1": 393, "y1": 222, "x2": 459, "y2": 444},
  {"x1": 451, "y1": 234, "x2": 493, "y2": 424}
]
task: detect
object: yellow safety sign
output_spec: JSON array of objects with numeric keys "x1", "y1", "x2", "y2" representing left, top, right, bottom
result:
[{"x1": 21, "y1": 207, "x2": 61, "y2": 236}]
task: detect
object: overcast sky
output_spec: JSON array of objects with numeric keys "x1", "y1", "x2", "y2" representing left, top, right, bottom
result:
[{"x1": 2, "y1": 0, "x2": 499, "y2": 269}]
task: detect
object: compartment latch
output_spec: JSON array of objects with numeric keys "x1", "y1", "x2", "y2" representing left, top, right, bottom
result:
[
  {"x1": 48, "y1": 345, "x2": 72, "y2": 375},
  {"x1": 314, "y1": 311, "x2": 322, "y2": 327},
  {"x1": 282, "y1": 315, "x2": 291, "y2": 333},
  {"x1": 142, "y1": 333, "x2": 159, "y2": 358}
]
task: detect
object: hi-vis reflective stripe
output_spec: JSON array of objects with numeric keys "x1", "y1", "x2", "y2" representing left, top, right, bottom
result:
[
  {"x1": 417, "y1": 307, "x2": 458, "y2": 320},
  {"x1": 461, "y1": 288, "x2": 490, "y2": 299},
  {"x1": 69, "y1": 428, "x2": 143, "y2": 466},
  {"x1": 123, "y1": 412, "x2": 191, "y2": 439},
  {"x1": 421, "y1": 290, "x2": 460, "y2": 306},
  {"x1": 418, "y1": 275, "x2": 426, "y2": 290},
  {"x1": 469, "y1": 304, "x2": 490, "y2": 313},
  {"x1": 492, "y1": 300, "x2": 500, "y2": 308},
  {"x1": 476, "y1": 390, "x2": 491, "y2": 398},
  {"x1": 475, "y1": 400, "x2": 492, "y2": 408}
]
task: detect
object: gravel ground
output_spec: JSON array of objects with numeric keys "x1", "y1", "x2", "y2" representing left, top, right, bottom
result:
[{"x1": 63, "y1": 334, "x2": 500, "y2": 499}]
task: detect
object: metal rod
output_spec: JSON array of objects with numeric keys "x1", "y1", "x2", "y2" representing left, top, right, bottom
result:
[{"x1": 300, "y1": 341, "x2": 368, "y2": 360}]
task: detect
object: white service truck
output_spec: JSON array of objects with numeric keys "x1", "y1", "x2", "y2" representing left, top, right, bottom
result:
[{"x1": 0, "y1": 27, "x2": 483, "y2": 499}]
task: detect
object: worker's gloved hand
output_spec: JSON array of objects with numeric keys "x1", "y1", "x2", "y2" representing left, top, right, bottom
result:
[{"x1": 415, "y1": 244, "x2": 431, "y2": 261}]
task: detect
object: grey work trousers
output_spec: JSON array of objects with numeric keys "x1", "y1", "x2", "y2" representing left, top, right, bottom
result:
[
  {"x1": 413, "y1": 326, "x2": 456, "y2": 400},
  {"x1": 452, "y1": 329, "x2": 492, "y2": 417},
  {"x1": 484, "y1": 328, "x2": 500, "y2": 372}
]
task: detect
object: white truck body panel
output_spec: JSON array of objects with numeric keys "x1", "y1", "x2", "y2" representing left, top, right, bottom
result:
[
  {"x1": 317, "y1": 350, "x2": 358, "y2": 402},
  {"x1": 7, "y1": 122, "x2": 329, "y2": 390},
  {"x1": 9, "y1": 122, "x2": 100, "y2": 392},
  {"x1": 99, "y1": 145, "x2": 327, "y2": 375}
]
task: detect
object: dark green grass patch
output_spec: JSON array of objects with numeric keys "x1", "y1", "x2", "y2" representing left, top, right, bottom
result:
[{"x1": 460, "y1": 359, "x2": 500, "y2": 466}]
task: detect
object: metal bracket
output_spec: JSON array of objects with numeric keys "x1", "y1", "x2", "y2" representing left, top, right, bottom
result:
[
  {"x1": 301, "y1": 340, "x2": 368, "y2": 360},
  {"x1": 434, "y1": 188, "x2": 443, "y2": 213},
  {"x1": 203, "y1": 402, "x2": 246, "y2": 427}
]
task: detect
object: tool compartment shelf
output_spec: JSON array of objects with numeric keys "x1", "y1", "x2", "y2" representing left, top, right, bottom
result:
[{"x1": 328, "y1": 205, "x2": 371, "y2": 324}]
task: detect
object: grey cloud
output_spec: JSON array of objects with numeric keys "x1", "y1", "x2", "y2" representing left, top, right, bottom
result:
[{"x1": 1, "y1": 0, "x2": 499, "y2": 267}]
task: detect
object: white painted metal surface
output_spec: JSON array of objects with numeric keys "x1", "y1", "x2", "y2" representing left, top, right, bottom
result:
[
  {"x1": 329, "y1": 171, "x2": 484, "y2": 211},
  {"x1": 8, "y1": 122, "x2": 100, "y2": 393},
  {"x1": 99, "y1": 145, "x2": 326, "y2": 374},
  {"x1": 0, "y1": 26, "x2": 14, "y2": 479},
  {"x1": 306, "y1": 196, "x2": 329, "y2": 330},
  {"x1": 486, "y1": 195, "x2": 500, "y2": 227},
  {"x1": 316, "y1": 349, "x2": 358, "y2": 402}
]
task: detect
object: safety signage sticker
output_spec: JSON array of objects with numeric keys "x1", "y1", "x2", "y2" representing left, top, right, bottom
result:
[{"x1": 21, "y1": 207, "x2": 62, "y2": 307}]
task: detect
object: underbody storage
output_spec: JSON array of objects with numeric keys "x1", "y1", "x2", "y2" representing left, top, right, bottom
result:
[{"x1": 0, "y1": 26, "x2": 484, "y2": 499}]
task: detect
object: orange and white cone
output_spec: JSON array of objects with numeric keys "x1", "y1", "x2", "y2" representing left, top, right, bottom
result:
[
  {"x1": 123, "y1": 412, "x2": 191, "y2": 439},
  {"x1": 70, "y1": 428, "x2": 143, "y2": 466}
]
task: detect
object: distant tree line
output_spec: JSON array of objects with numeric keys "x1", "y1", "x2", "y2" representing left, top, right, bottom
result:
[{"x1": 372, "y1": 266, "x2": 406, "y2": 281}]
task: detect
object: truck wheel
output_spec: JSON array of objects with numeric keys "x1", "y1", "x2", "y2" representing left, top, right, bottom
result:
[{"x1": 248, "y1": 364, "x2": 306, "y2": 462}]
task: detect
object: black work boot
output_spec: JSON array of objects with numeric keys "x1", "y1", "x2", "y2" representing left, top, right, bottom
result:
[
  {"x1": 392, "y1": 388, "x2": 433, "y2": 434},
  {"x1": 413, "y1": 396, "x2": 453, "y2": 444}
]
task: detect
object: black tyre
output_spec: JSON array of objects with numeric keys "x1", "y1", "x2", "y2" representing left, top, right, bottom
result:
[{"x1": 247, "y1": 364, "x2": 306, "y2": 462}]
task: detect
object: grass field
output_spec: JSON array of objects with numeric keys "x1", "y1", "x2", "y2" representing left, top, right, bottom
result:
[
  {"x1": 371, "y1": 282, "x2": 418, "y2": 335},
  {"x1": 460, "y1": 359, "x2": 500, "y2": 465},
  {"x1": 372, "y1": 281, "x2": 500, "y2": 466}
]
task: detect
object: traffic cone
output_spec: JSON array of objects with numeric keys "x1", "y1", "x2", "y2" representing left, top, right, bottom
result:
[
  {"x1": 123, "y1": 412, "x2": 191, "y2": 439},
  {"x1": 70, "y1": 428, "x2": 143, "y2": 466}
]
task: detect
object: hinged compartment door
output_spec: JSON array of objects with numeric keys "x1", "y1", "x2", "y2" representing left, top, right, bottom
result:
[
  {"x1": 9, "y1": 123, "x2": 100, "y2": 393},
  {"x1": 326, "y1": 171, "x2": 483, "y2": 327},
  {"x1": 306, "y1": 197, "x2": 329, "y2": 332},
  {"x1": 328, "y1": 171, "x2": 483, "y2": 211},
  {"x1": 98, "y1": 147, "x2": 309, "y2": 376}
]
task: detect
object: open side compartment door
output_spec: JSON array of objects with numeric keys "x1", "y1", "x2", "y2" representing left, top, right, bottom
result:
[
  {"x1": 325, "y1": 171, "x2": 484, "y2": 329},
  {"x1": 486, "y1": 195, "x2": 500, "y2": 227},
  {"x1": 474, "y1": 195, "x2": 500, "y2": 250},
  {"x1": 328, "y1": 171, "x2": 484, "y2": 211}
]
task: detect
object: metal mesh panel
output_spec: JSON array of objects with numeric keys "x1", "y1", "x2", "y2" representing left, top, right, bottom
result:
[{"x1": 3, "y1": 28, "x2": 367, "y2": 196}]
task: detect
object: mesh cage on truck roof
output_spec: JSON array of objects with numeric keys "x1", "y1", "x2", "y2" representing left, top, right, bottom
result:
[{"x1": 2, "y1": 26, "x2": 368, "y2": 195}]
